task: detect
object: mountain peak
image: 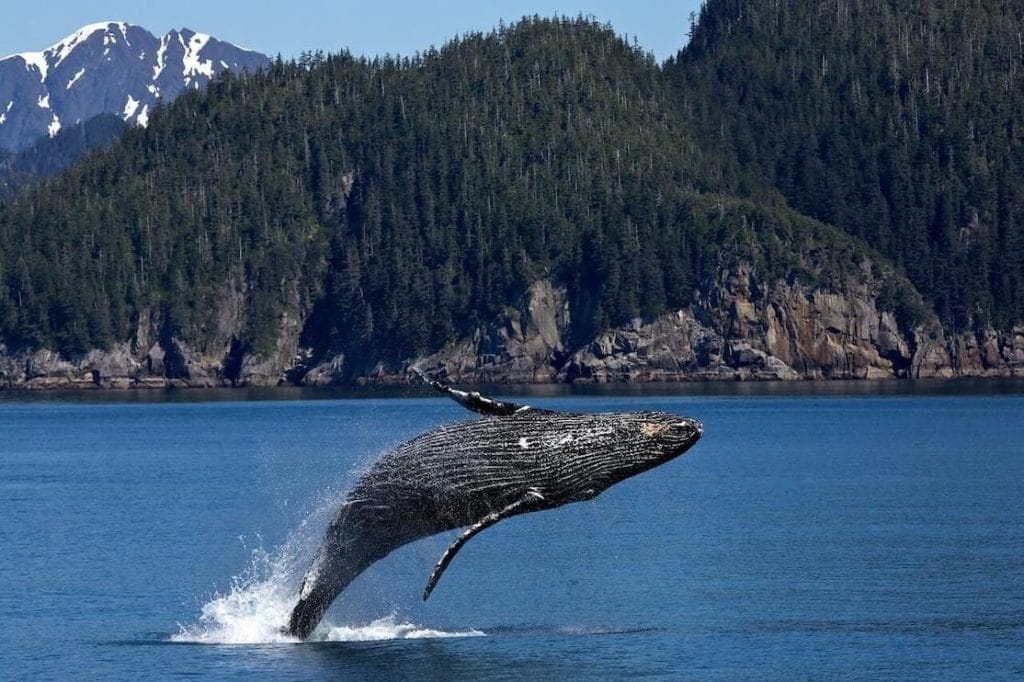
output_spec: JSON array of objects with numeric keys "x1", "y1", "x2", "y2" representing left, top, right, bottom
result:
[
  {"x1": 0, "y1": 22, "x2": 269, "y2": 151},
  {"x1": 3, "y1": 21, "x2": 130, "y2": 73}
]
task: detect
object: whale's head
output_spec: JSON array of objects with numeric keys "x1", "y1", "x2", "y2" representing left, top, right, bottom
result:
[{"x1": 555, "y1": 411, "x2": 703, "y2": 502}]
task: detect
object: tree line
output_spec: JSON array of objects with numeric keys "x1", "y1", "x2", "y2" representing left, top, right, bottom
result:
[{"x1": 0, "y1": 16, "x2": 955, "y2": 375}]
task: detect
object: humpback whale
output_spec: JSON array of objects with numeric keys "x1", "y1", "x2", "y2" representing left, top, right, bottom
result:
[{"x1": 286, "y1": 373, "x2": 703, "y2": 639}]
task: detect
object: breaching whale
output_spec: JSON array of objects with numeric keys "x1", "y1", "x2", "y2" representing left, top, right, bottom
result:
[{"x1": 286, "y1": 373, "x2": 703, "y2": 639}]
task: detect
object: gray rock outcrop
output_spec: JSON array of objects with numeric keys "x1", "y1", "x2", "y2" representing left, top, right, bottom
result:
[{"x1": 1, "y1": 265, "x2": 1021, "y2": 390}]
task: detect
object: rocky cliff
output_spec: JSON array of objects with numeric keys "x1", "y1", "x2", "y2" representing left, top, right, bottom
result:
[
  {"x1": 406, "y1": 267, "x2": 1023, "y2": 384},
  {"x1": 3, "y1": 266, "x2": 1020, "y2": 390}
]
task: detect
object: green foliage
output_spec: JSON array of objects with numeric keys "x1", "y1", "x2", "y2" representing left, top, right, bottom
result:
[
  {"x1": 668, "y1": 0, "x2": 1024, "y2": 331},
  {"x1": 0, "y1": 17, "x2": 930, "y2": 373},
  {"x1": 0, "y1": 114, "x2": 126, "y2": 200}
]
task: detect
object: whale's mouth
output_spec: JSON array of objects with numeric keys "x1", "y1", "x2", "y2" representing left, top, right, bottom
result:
[{"x1": 678, "y1": 419, "x2": 703, "y2": 436}]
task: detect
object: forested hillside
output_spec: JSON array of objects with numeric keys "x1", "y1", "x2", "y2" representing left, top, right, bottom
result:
[
  {"x1": 1, "y1": 14, "x2": 1017, "y2": 387},
  {"x1": 0, "y1": 114, "x2": 126, "y2": 199},
  {"x1": 668, "y1": 0, "x2": 1024, "y2": 333}
]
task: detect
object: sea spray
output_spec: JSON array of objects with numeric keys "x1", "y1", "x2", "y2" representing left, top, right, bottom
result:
[
  {"x1": 172, "y1": 471, "x2": 484, "y2": 644},
  {"x1": 172, "y1": 545, "x2": 304, "y2": 644},
  {"x1": 319, "y1": 614, "x2": 484, "y2": 642},
  {"x1": 172, "y1": 545, "x2": 483, "y2": 644}
]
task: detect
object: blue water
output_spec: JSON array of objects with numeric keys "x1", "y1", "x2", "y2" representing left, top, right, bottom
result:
[{"x1": 2, "y1": 387, "x2": 1023, "y2": 678}]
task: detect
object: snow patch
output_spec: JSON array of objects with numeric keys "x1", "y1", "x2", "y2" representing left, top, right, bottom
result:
[
  {"x1": 147, "y1": 84, "x2": 159, "y2": 96},
  {"x1": 1, "y1": 20, "x2": 130, "y2": 81},
  {"x1": 136, "y1": 104, "x2": 149, "y2": 127},
  {"x1": 12, "y1": 52, "x2": 48, "y2": 82},
  {"x1": 123, "y1": 95, "x2": 140, "y2": 119},
  {"x1": 153, "y1": 34, "x2": 169, "y2": 81},
  {"x1": 182, "y1": 31, "x2": 215, "y2": 79},
  {"x1": 37, "y1": 94, "x2": 50, "y2": 109},
  {"x1": 66, "y1": 67, "x2": 86, "y2": 89},
  {"x1": 50, "y1": 21, "x2": 123, "y2": 68},
  {"x1": 0, "y1": 102, "x2": 9, "y2": 126},
  {"x1": 47, "y1": 114, "x2": 61, "y2": 137}
]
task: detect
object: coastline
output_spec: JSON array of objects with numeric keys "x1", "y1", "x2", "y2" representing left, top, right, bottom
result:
[{"x1": 3, "y1": 276, "x2": 1021, "y2": 392}]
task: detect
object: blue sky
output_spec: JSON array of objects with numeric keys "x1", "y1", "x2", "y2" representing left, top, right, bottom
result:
[{"x1": 0, "y1": 1, "x2": 703, "y2": 64}]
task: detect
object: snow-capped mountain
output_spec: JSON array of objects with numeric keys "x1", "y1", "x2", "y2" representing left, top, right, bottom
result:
[{"x1": 0, "y1": 21, "x2": 269, "y2": 152}]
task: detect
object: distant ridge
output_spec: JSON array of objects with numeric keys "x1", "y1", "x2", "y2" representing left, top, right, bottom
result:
[{"x1": 0, "y1": 21, "x2": 269, "y2": 152}]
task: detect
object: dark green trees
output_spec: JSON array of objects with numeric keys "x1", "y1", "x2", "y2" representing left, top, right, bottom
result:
[
  {"x1": 0, "y1": 14, "x2": 996, "y2": 378},
  {"x1": 668, "y1": 0, "x2": 1024, "y2": 332}
]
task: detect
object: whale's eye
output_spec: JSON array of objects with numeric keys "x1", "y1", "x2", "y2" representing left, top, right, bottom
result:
[{"x1": 640, "y1": 422, "x2": 670, "y2": 438}]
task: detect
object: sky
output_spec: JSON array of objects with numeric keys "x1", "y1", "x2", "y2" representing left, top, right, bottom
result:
[{"x1": 0, "y1": 1, "x2": 703, "y2": 64}]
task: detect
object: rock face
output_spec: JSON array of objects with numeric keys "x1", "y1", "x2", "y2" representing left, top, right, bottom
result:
[
  {"x1": 376, "y1": 265, "x2": 1023, "y2": 385},
  {"x1": 1, "y1": 266, "x2": 1022, "y2": 390},
  {"x1": 415, "y1": 280, "x2": 570, "y2": 383}
]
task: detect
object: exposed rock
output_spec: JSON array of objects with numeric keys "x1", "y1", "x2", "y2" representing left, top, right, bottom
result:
[
  {"x1": 392, "y1": 266, "x2": 931, "y2": 384},
  {"x1": 951, "y1": 325, "x2": 1024, "y2": 377},
  {"x1": 303, "y1": 353, "x2": 347, "y2": 386},
  {"x1": 411, "y1": 280, "x2": 570, "y2": 383},
  {"x1": 1, "y1": 268, "x2": 1021, "y2": 390},
  {"x1": 237, "y1": 310, "x2": 303, "y2": 387}
]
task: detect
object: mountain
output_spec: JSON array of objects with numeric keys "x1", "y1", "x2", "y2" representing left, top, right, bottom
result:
[
  {"x1": 1, "y1": 16, "x2": 1020, "y2": 389},
  {"x1": 666, "y1": 0, "x2": 1024, "y2": 335},
  {"x1": 3, "y1": 17, "x2": 981, "y2": 390},
  {"x1": 0, "y1": 21, "x2": 269, "y2": 152},
  {"x1": 0, "y1": 114, "x2": 126, "y2": 199}
]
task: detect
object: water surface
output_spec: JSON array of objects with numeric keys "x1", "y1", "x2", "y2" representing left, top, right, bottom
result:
[{"x1": 2, "y1": 384, "x2": 1022, "y2": 678}]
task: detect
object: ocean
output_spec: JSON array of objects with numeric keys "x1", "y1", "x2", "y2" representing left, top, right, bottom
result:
[{"x1": 2, "y1": 382, "x2": 1022, "y2": 679}]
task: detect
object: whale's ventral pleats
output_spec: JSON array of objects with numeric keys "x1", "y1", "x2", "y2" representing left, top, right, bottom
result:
[{"x1": 285, "y1": 372, "x2": 702, "y2": 640}]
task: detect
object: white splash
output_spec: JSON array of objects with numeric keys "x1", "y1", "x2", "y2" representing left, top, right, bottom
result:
[
  {"x1": 136, "y1": 104, "x2": 149, "y2": 127},
  {"x1": 47, "y1": 114, "x2": 60, "y2": 137},
  {"x1": 320, "y1": 615, "x2": 484, "y2": 642},
  {"x1": 172, "y1": 546, "x2": 300, "y2": 644},
  {"x1": 37, "y1": 94, "x2": 50, "y2": 109},
  {"x1": 172, "y1": 489, "x2": 483, "y2": 645}
]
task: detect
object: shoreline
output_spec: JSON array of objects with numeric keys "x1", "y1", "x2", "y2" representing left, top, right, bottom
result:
[{"x1": 3, "y1": 375, "x2": 1024, "y2": 401}]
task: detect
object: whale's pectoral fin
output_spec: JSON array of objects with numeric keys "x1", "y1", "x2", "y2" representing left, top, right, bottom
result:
[
  {"x1": 413, "y1": 367, "x2": 531, "y2": 416},
  {"x1": 423, "y1": 489, "x2": 547, "y2": 600}
]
